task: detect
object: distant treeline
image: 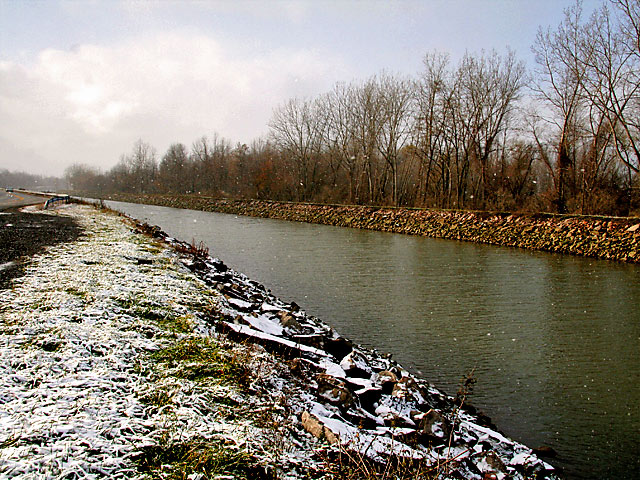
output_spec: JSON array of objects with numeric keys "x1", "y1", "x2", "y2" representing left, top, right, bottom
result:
[
  {"x1": 66, "y1": 1, "x2": 639, "y2": 216},
  {"x1": 0, "y1": 169, "x2": 68, "y2": 192}
]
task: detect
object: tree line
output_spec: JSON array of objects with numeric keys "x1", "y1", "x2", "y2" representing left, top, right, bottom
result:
[
  {"x1": 65, "y1": 0, "x2": 639, "y2": 215},
  {"x1": 0, "y1": 169, "x2": 67, "y2": 192}
]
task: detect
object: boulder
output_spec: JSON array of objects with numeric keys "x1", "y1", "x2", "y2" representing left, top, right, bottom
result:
[
  {"x1": 316, "y1": 374, "x2": 354, "y2": 409},
  {"x1": 324, "y1": 336, "x2": 353, "y2": 360},
  {"x1": 339, "y1": 350, "x2": 372, "y2": 378},
  {"x1": 373, "y1": 370, "x2": 398, "y2": 393},
  {"x1": 374, "y1": 404, "x2": 414, "y2": 428},
  {"x1": 391, "y1": 376, "x2": 424, "y2": 404},
  {"x1": 418, "y1": 409, "x2": 451, "y2": 442},
  {"x1": 278, "y1": 311, "x2": 301, "y2": 330},
  {"x1": 301, "y1": 411, "x2": 339, "y2": 444}
]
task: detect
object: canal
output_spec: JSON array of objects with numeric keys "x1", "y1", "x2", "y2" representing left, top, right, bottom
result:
[{"x1": 108, "y1": 200, "x2": 640, "y2": 479}]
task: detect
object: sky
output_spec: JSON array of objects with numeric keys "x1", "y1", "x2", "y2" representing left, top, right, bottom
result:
[{"x1": 0, "y1": 0, "x2": 602, "y2": 177}]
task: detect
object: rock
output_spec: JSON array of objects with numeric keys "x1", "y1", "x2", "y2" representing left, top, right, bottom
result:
[
  {"x1": 374, "y1": 370, "x2": 398, "y2": 393},
  {"x1": 40, "y1": 339, "x2": 64, "y2": 352},
  {"x1": 352, "y1": 385, "x2": 383, "y2": 412},
  {"x1": 419, "y1": 409, "x2": 451, "y2": 442},
  {"x1": 300, "y1": 411, "x2": 339, "y2": 444},
  {"x1": 301, "y1": 411, "x2": 323, "y2": 439},
  {"x1": 279, "y1": 312, "x2": 301, "y2": 330},
  {"x1": 339, "y1": 350, "x2": 372, "y2": 378},
  {"x1": 626, "y1": 223, "x2": 639, "y2": 233},
  {"x1": 374, "y1": 405, "x2": 413, "y2": 428},
  {"x1": 290, "y1": 334, "x2": 324, "y2": 349},
  {"x1": 324, "y1": 336, "x2": 353, "y2": 360},
  {"x1": 391, "y1": 376, "x2": 424, "y2": 403},
  {"x1": 289, "y1": 301, "x2": 300, "y2": 312},
  {"x1": 316, "y1": 374, "x2": 354, "y2": 409},
  {"x1": 532, "y1": 445, "x2": 558, "y2": 458},
  {"x1": 480, "y1": 451, "x2": 507, "y2": 472}
]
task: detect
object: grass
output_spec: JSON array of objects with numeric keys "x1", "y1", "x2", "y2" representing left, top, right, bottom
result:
[
  {"x1": 317, "y1": 447, "x2": 437, "y2": 480},
  {"x1": 134, "y1": 437, "x2": 272, "y2": 480},
  {"x1": 64, "y1": 286, "x2": 92, "y2": 302},
  {"x1": 115, "y1": 298, "x2": 194, "y2": 333},
  {"x1": 139, "y1": 336, "x2": 263, "y2": 478},
  {"x1": 151, "y1": 337, "x2": 251, "y2": 385}
]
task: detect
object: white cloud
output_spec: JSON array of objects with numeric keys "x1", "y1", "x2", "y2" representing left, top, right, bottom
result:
[{"x1": 0, "y1": 31, "x2": 349, "y2": 176}]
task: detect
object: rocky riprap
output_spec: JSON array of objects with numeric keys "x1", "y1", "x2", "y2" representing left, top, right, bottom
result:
[
  {"x1": 136, "y1": 219, "x2": 560, "y2": 479},
  {"x1": 102, "y1": 193, "x2": 640, "y2": 264}
]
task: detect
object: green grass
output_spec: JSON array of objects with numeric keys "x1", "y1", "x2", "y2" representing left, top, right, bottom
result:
[
  {"x1": 151, "y1": 337, "x2": 251, "y2": 385},
  {"x1": 115, "y1": 298, "x2": 193, "y2": 333},
  {"x1": 135, "y1": 437, "x2": 271, "y2": 479},
  {"x1": 64, "y1": 286, "x2": 92, "y2": 302}
]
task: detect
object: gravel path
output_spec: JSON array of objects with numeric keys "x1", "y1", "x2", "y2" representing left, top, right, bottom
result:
[{"x1": 0, "y1": 209, "x2": 82, "y2": 289}]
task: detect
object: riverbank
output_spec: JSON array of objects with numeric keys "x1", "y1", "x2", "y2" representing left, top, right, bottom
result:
[
  {"x1": 0, "y1": 203, "x2": 558, "y2": 479},
  {"x1": 98, "y1": 193, "x2": 640, "y2": 264}
]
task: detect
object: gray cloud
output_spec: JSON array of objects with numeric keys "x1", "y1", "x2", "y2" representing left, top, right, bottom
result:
[{"x1": 0, "y1": 32, "x2": 349, "y2": 176}]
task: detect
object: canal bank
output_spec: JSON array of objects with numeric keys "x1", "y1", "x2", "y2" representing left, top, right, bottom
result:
[
  {"x1": 102, "y1": 198, "x2": 640, "y2": 480},
  {"x1": 97, "y1": 193, "x2": 640, "y2": 264},
  {"x1": 1, "y1": 203, "x2": 558, "y2": 479}
]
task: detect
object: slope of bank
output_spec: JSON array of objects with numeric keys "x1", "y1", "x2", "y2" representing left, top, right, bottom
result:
[
  {"x1": 0, "y1": 204, "x2": 558, "y2": 479},
  {"x1": 99, "y1": 194, "x2": 640, "y2": 264}
]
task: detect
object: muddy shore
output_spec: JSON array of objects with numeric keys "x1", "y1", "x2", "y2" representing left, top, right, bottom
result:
[{"x1": 99, "y1": 194, "x2": 640, "y2": 264}]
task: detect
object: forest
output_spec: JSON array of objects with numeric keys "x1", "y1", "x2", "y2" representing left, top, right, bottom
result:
[{"x1": 53, "y1": 2, "x2": 640, "y2": 215}]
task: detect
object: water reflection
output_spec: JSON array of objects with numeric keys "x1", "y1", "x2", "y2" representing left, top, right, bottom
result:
[{"x1": 109, "y1": 201, "x2": 639, "y2": 479}]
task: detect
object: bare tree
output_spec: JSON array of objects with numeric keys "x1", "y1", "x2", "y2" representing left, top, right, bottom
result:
[
  {"x1": 269, "y1": 97, "x2": 326, "y2": 201},
  {"x1": 532, "y1": 2, "x2": 593, "y2": 212},
  {"x1": 120, "y1": 139, "x2": 157, "y2": 194},
  {"x1": 159, "y1": 143, "x2": 190, "y2": 193},
  {"x1": 583, "y1": 1, "x2": 640, "y2": 210},
  {"x1": 376, "y1": 72, "x2": 416, "y2": 205},
  {"x1": 415, "y1": 52, "x2": 452, "y2": 206},
  {"x1": 323, "y1": 83, "x2": 365, "y2": 203},
  {"x1": 455, "y1": 50, "x2": 527, "y2": 208}
]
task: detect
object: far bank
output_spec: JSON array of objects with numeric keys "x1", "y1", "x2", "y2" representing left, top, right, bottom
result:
[{"x1": 96, "y1": 193, "x2": 640, "y2": 264}]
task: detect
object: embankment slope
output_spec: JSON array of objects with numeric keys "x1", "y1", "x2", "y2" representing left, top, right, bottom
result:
[{"x1": 102, "y1": 194, "x2": 640, "y2": 263}]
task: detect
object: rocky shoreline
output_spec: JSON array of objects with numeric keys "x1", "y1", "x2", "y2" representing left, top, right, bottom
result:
[
  {"x1": 100, "y1": 193, "x2": 640, "y2": 264},
  {"x1": 1, "y1": 203, "x2": 558, "y2": 479}
]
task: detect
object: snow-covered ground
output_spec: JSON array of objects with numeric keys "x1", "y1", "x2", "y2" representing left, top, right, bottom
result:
[
  {"x1": 0, "y1": 205, "x2": 558, "y2": 479},
  {"x1": 0, "y1": 205, "x2": 291, "y2": 479}
]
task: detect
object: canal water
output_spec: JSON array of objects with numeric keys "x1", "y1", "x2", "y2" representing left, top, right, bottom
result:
[{"x1": 108, "y1": 200, "x2": 640, "y2": 479}]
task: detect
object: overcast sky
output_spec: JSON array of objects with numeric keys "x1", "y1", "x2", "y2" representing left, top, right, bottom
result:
[{"x1": 0, "y1": 0, "x2": 601, "y2": 177}]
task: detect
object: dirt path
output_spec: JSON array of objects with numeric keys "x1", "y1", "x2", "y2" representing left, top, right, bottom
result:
[{"x1": 0, "y1": 208, "x2": 83, "y2": 289}]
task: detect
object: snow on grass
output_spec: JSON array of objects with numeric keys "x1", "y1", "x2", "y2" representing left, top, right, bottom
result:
[{"x1": 0, "y1": 206, "x2": 278, "y2": 478}]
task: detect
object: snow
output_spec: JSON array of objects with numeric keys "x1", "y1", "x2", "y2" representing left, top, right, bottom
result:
[
  {"x1": 243, "y1": 313, "x2": 284, "y2": 336},
  {"x1": 0, "y1": 206, "x2": 271, "y2": 478},
  {"x1": 460, "y1": 420, "x2": 514, "y2": 446},
  {"x1": 224, "y1": 322, "x2": 327, "y2": 357},
  {"x1": 0, "y1": 261, "x2": 15, "y2": 271},
  {"x1": 261, "y1": 302, "x2": 282, "y2": 312},
  {"x1": 0, "y1": 204, "x2": 560, "y2": 479},
  {"x1": 318, "y1": 359, "x2": 346, "y2": 378},
  {"x1": 227, "y1": 297, "x2": 253, "y2": 310}
]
